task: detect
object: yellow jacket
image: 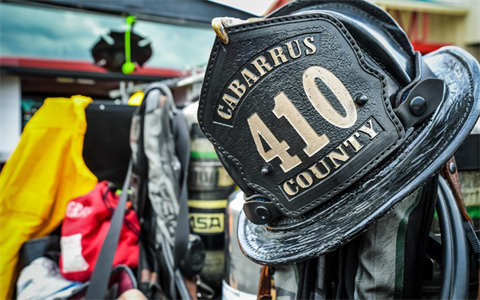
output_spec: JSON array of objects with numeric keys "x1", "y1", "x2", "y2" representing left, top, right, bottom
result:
[{"x1": 0, "y1": 95, "x2": 97, "y2": 299}]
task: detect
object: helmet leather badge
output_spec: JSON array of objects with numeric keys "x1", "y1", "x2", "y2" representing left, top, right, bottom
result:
[{"x1": 201, "y1": 14, "x2": 405, "y2": 221}]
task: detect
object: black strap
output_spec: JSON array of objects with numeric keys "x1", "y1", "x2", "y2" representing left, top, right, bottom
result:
[
  {"x1": 85, "y1": 159, "x2": 133, "y2": 300},
  {"x1": 135, "y1": 91, "x2": 149, "y2": 227},
  {"x1": 173, "y1": 109, "x2": 191, "y2": 272},
  {"x1": 169, "y1": 94, "x2": 192, "y2": 300},
  {"x1": 136, "y1": 86, "x2": 156, "y2": 279}
]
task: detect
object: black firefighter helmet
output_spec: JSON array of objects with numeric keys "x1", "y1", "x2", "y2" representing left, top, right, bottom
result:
[{"x1": 198, "y1": 0, "x2": 480, "y2": 265}]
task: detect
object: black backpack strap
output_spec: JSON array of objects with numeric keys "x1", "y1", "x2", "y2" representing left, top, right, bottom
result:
[
  {"x1": 85, "y1": 159, "x2": 133, "y2": 300},
  {"x1": 173, "y1": 108, "x2": 191, "y2": 273},
  {"x1": 135, "y1": 92, "x2": 150, "y2": 225}
]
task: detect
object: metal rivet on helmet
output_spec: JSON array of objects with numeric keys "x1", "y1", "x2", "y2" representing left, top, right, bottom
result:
[
  {"x1": 409, "y1": 96, "x2": 427, "y2": 116},
  {"x1": 449, "y1": 162, "x2": 456, "y2": 174},
  {"x1": 255, "y1": 206, "x2": 271, "y2": 220},
  {"x1": 355, "y1": 94, "x2": 368, "y2": 106}
]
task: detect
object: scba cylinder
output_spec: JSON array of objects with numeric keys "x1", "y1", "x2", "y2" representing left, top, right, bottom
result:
[
  {"x1": 183, "y1": 101, "x2": 236, "y2": 296},
  {"x1": 223, "y1": 190, "x2": 261, "y2": 300}
]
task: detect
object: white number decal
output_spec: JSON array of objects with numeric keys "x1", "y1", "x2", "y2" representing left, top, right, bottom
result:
[
  {"x1": 247, "y1": 113, "x2": 301, "y2": 172},
  {"x1": 273, "y1": 92, "x2": 330, "y2": 157},
  {"x1": 303, "y1": 66, "x2": 357, "y2": 128},
  {"x1": 248, "y1": 66, "x2": 356, "y2": 173}
]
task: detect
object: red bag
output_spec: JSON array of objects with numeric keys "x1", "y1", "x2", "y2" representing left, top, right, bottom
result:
[{"x1": 59, "y1": 181, "x2": 140, "y2": 282}]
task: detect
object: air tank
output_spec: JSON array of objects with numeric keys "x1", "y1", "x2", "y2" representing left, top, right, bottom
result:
[
  {"x1": 223, "y1": 190, "x2": 261, "y2": 300},
  {"x1": 183, "y1": 101, "x2": 236, "y2": 296}
]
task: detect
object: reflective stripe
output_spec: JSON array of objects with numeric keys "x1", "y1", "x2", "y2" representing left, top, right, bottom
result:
[{"x1": 188, "y1": 200, "x2": 227, "y2": 209}]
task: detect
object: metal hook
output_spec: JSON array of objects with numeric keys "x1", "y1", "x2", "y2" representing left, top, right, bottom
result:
[
  {"x1": 195, "y1": 275, "x2": 215, "y2": 299},
  {"x1": 212, "y1": 18, "x2": 229, "y2": 44}
]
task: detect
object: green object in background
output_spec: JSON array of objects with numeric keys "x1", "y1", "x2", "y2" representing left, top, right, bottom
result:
[
  {"x1": 115, "y1": 189, "x2": 133, "y2": 195},
  {"x1": 467, "y1": 205, "x2": 480, "y2": 219},
  {"x1": 190, "y1": 151, "x2": 218, "y2": 159},
  {"x1": 21, "y1": 100, "x2": 43, "y2": 129},
  {"x1": 433, "y1": 205, "x2": 480, "y2": 220},
  {"x1": 122, "y1": 15, "x2": 137, "y2": 74}
]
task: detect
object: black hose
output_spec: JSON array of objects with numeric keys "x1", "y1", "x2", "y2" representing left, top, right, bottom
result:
[{"x1": 437, "y1": 176, "x2": 469, "y2": 299}]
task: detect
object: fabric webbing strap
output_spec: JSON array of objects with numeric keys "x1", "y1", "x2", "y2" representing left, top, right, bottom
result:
[
  {"x1": 173, "y1": 109, "x2": 191, "y2": 273},
  {"x1": 85, "y1": 159, "x2": 133, "y2": 300}
]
